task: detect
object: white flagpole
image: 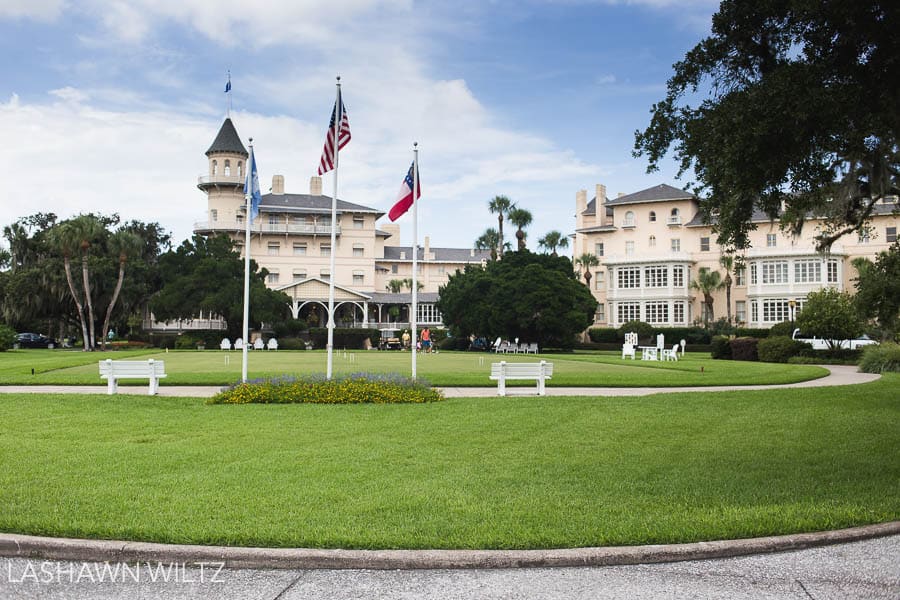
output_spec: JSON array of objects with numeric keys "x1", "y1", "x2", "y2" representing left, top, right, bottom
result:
[
  {"x1": 326, "y1": 77, "x2": 340, "y2": 380},
  {"x1": 411, "y1": 143, "x2": 419, "y2": 379},
  {"x1": 241, "y1": 141, "x2": 253, "y2": 383}
]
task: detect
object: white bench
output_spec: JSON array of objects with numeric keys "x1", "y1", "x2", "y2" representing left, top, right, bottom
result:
[
  {"x1": 490, "y1": 360, "x2": 553, "y2": 396},
  {"x1": 98, "y1": 359, "x2": 167, "y2": 395}
]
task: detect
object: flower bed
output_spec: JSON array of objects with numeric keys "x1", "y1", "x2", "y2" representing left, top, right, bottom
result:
[{"x1": 208, "y1": 372, "x2": 444, "y2": 404}]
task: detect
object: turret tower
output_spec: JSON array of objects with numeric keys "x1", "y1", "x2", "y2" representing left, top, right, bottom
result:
[{"x1": 195, "y1": 118, "x2": 249, "y2": 234}]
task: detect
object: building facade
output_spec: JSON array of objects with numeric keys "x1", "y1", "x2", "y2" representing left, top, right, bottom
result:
[
  {"x1": 183, "y1": 117, "x2": 491, "y2": 333},
  {"x1": 573, "y1": 183, "x2": 898, "y2": 329}
]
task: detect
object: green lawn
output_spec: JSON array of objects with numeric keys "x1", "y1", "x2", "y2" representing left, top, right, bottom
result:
[
  {"x1": 0, "y1": 375, "x2": 897, "y2": 549},
  {"x1": 0, "y1": 348, "x2": 828, "y2": 387}
]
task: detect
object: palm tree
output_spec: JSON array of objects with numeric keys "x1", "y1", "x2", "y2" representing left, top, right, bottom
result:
[
  {"x1": 690, "y1": 267, "x2": 725, "y2": 327},
  {"x1": 488, "y1": 195, "x2": 513, "y2": 258},
  {"x1": 537, "y1": 231, "x2": 569, "y2": 256},
  {"x1": 49, "y1": 221, "x2": 91, "y2": 350},
  {"x1": 401, "y1": 277, "x2": 424, "y2": 291},
  {"x1": 719, "y1": 254, "x2": 734, "y2": 324},
  {"x1": 475, "y1": 228, "x2": 501, "y2": 261},
  {"x1": 574, "y1": 253, "x2": 600, "y2": 288},
  {"x1": 385, "y1": 279, "x2": 404, "y2": 293},
  {"x1": 507, "y1": 207, "x2": 533, "y2": 251},
  {"x1": 100, "y1": 230, "x2": 142, "y2": 349}
]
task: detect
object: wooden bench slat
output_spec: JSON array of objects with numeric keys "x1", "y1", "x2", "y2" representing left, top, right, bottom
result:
[
  {"x1": 98, "y1": 360, "x2": 166, "y2": 396},
  {"x1": 489, "y1": 361, "x2": 553, "y2": 397}
]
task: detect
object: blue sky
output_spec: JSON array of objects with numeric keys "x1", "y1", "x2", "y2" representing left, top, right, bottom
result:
[{"x1": 0, "y1": 0, "x2": 719, "y2": 251}]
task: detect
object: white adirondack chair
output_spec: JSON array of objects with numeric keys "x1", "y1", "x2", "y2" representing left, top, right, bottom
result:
[
  {"x1": 220, "y1": 338, "x2": 231, "y2": 350},
  {"x1": 267, "y1": 338, "x2": 278, "y2": 350},
  {"x1": 253, "y1": 338, "x2": 265, "y2": 350},
  {"x1": 234, "y1": 338, "x2": 244, "y2": 350}
]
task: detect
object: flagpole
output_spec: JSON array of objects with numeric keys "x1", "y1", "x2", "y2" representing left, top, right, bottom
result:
[
  {"x1": 411, "y1": 143, "x2": 419, "y2": 379},
  {"x1": 241, "y1": 141, "x2": 253, "y2": 383},
  {"x1": 326, "y1": 77, "x2": 340, "y2": 380}
]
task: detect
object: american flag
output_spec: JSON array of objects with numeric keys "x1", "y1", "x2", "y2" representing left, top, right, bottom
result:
[{"x1": 317, "y1": 90, "x2": 351, "y2": 175}]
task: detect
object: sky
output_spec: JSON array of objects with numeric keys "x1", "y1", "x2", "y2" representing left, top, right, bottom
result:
[{"x1": 0, "y1": 0, "x2": 721, "y2": 252}]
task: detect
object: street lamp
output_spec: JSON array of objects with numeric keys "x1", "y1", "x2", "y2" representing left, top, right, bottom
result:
[{"x1": 788, "y1": 299, "x2": 797, "y2": 337}]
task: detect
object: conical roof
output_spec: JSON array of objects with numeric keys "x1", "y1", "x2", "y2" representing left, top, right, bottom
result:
[{"x1": 206, "y1": 118, "x2": 248, "y2": 157}]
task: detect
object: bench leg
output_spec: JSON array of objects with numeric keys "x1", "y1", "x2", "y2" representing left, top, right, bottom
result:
[
  {"x1": 107, "y1": 378, "x2": 117, "y2": 395},
  {"x1": 149, "y1": 376, "x2": 158, "y2": 396},
  {"x1": 497, "y1": 375, "x2": 506, "y2": 396}
]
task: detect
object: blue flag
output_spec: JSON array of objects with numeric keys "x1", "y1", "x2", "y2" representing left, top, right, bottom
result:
[
  {"x1": 244, "y1": 147, "x2": 261, "y2": 223},
  {"x1": 225, "y1": 79, "x2": 231, "y2": 93}
]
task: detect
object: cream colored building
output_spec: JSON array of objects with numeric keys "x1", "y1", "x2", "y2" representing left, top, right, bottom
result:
[
  {"x1": 573, "y1": 183, "x2": 899, "y2": 329},
  {"x1": 188, "y1": 117, "x2": 490, "y2": 332}
]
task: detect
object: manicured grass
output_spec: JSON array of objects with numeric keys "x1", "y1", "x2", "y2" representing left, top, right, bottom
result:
[
  {"x1": 0, "y1": 348, "x2": 828, "y2": 387},
  {"x1": 0, "y1": 375, "x2": 897, "y2": 549}
]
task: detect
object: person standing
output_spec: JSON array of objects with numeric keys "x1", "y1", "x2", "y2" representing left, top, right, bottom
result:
[{"x1": 421, "y1": 328, "x2": 432, "y2": 353}]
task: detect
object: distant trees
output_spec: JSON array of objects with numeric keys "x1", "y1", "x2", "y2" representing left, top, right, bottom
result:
[
  {"x1": 574, "y1": 253, "x2": 600, "y2": 289},
  {"x1": 507, "y1": 207, "x2": 533, "y2": 251},
  {"x1": 437, "y1": 251, "x2": 597, "y2": 349},
  {"x1": 538, "y1": 230, "x2": 569, "y2": 256},
  {"x1": 487, "y1": 195, "x2": 514, "y2": 259},
  {"x1": 853, "y1": 242, "x2": 900, "y2": 341},
  {"x1": 797, "y1": 288, "x2": 863, "y2": 348},
  {"x1": 475, "y1": 228, "x2": 504, "y2": 261}
]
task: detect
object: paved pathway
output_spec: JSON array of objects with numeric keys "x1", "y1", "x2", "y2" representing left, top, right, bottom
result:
[{"x1": 0, "y1": 365, "x2": 880, "y2": 398}]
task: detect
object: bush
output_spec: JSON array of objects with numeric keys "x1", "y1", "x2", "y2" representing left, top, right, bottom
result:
[
  {"x1": 767, "y1": 321, "x2": 796, "y2": 337},
  {"x1": 208, "y1": 372, "x2": 444, "y2": 404},
  {"x1": 276, "y1": 337, "x2": 307, "y2": 350},
  {"x1": 618, "y1": 321, "x2": 654, "y2": 343},
  {"x1": 729, "y1": 337, "x2": 759, "y2": 361},
  {"x1": 106, "y1": 341, "x2": 152, "y2": 350},
  {"x1": 859, "y1": 343, "x2": 900, "y2": 373},
  {"x1": 758, "y1": 336, "x2": 809, "y2": 363},
  {"x1": 588, "y1": 328, "x2": 620, "y2": 343},
  {"x1": 271, "y1": 319, "x2": 308, "y2": 338},
  {"x1": 710, "y1": 335, "x2": 732, "y2": 360},
  {"x1": 798, "y1": 346, "x2": 863, "y2": 362},
  {"x1": 308, "y1": 328, "x2": 381, "y2": 349},
  {"x1": 660, "y1": 326, "x2": 712, "y2": 345},
  {"x1": 0, "y1": 324, "x2": 16, "y2": 351},
  {"x1": 734, "y1": 328, "x2": 770, "y2": 339}
]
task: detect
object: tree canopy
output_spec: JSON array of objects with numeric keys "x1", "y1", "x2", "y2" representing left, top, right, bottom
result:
[
  {"x1": 436, "y1": 251, "x2": 597, "y2": 349},
  {"x1": 796, "y1": 288, "x2": 863, "y2": 347},
  {"x1": 853, "y1": 241, "x2": 900, "y2": 340},
  {"x1": 634, "y1": 1, "x2": 900, "y2": 251},
  {"x1": 150, "y1": 234, "x2": 290, "y2": 337}
]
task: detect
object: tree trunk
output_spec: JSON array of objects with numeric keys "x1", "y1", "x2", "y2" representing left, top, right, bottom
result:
[
  {"x1": 63, "y1": 256, "x2": 90, "y2": 351},
  {"x1": 704, "y1": 293, "x2": 715, "y2": 325},
  {"x1": 497, "y1": 215, "x2": 504, "y2": 259},
  {"x1": 516, "y1": 229, "x2": 525, "y2": 250},
  {"x1": 584, "y1": 271, "x2": 593, "y2": 289},
  {"x1": 81, "y1": 252, "x2": 96, "y2": 349},
  {"x1": 101, "y1": 257, "x2": 127, "y2": 351},
  {"x1": 724, "y1": 273, "x2": 733, "y2": 323}
]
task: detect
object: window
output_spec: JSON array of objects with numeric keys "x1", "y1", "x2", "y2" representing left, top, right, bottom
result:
[
  {"x1": 224, "y1": 160, "x2": 231, "y2": 176},
  {"x1": 761, "y1": 260, "x2": 788, "y2": 284},
  {"x1": 438, "y1": 266, "x2": 446, "y2": 274},
  {"x1": 267, "y1": 242, "x2": 280, "y2": 256},
  {"x1": 595, "y1": 271, "x2": 604, "y2": 290},
  {"x1": 353, "y1": 271, "x2": 364, "y2": 285},
  {"x1": 827, "y1": 259, "x2": 839, "y2": 284},
  {"x1": 750, "y1": 263, "x2": 758, "y2": 285},
  {"x1": 319, "y1": 216, "x2": 332, "y2": 227},
  {"x1": 617, "y1": 302, "x2": 640, "y2": 323},
  {"x1": 767, "y1": 233, "x2": 777, "y2": 247},
  {"x1": 623, "y1": 211, "x2": 635, "y2": 227},
  {"x1": 673, "y1": 266, "x2": 684, "y2": 287},
  {"x1": 236, "y1": 214, "x2": 244, "y2": 224},
  {"x1": 417, "y1": 304, "x2": 443, "y2": 323},
  {"x1": 645, "y1": 266, "x2": 668, "y2": 287},
  {"x1": 293, "y1": 243, "x2": 307, "y2": 256},
  {"x1": 293, "y1": 270, "x2": 307, "y2": 282},
  {"x1": 858, "y1": 230, "x2": 870, "y2": 243},
  {"x1": 700, "y1": 237, "x2": 710, "y2": 251},
  {"x1": 353, "y1": 216, "x2": 365, "y2": 229},
  {"x1": 268, "y1": 215, "x2": 281, "y2": 230},
  {"x1": 212, "y1": 160, "x2": 218, "y2": 175},
  {"x1": 649, "y1": 235, "x2": 656, "y2": 247},
  {"x1": 617, "y1": 267, "x2": 640, "y2": 289},
  {"x1": 210, "y1": 209, "x2": 218, "y2": 222},
  {"x1": 735, "y1": 301, "x2": 747, "y2": 323},
  {"x1": 794, "y1": 259, "x2": 821, "y2": 283},
  {"x1": 673, "y1": 301, "x2": 685, "y2": 324},
  {"x1": 352, "y1": 244, "x2": 364, "y2": 257},
  {"x1": 668, "y1": 208, "x2": 681, "y2": 224},
  {"x1": 320, "y1": 269, "x2": 330, "y2": 281},
  {"x1": 596, "y1": 304, "x2": 605, "y2": 322},
  {"x1": 237, "y1": 161, "x2": 242, "y2": 178},
  {"x1": 751, "y1": 301, "x2": 758, "y2": 323},
  {"x1": 320, "y1": 244, "x2": 331, "y2": 257},
  {"x1": 266, "y1": 271, "x2": 279, "y2": 284},
  {"x1": 735, "y1": 267, "x2": 746, "y2": 286},
  {"x1": 645, "y1": 301, "x2": 669, "y2": 324},
  {"x1": 625, "y1": 241, "x2": 635, "y2": 256},
  {"x1": 671, "y1": 238, "x2": 681, "y2": 252},
  {"x1": 595, "y1": 242, "x2": 604, "y2": 257},
  {"x1": 887, "y1": 227, "x2": 897, "y2": 243},
  {"x1": 762, "y1": 299, "x2": 790, "y2": 323},
  {"x1": 649, "y1": 211, "x2": 657, "y2": 222},
  {"x1": 391, "y1": 264, "x2": 399, "y2": 274}
]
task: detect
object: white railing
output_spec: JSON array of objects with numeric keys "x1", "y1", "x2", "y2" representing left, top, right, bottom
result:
[
  {"x1": 193, "y1": 221, "x2": 341, "y2": 235},
  {"x1": 198, "y1": 175, "x2": 244, "y2": 186},
  {"x1": 667, "y1": 216, "x2": 682, "y2": 225}
]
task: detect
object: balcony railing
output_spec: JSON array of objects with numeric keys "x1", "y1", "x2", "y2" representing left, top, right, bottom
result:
[
  {"x1": 194, "y1": 221, "x2": 342, "y2": 235},
  {"x1": 197, "y1": 174, "x2": 244, "y2": 186},
  {"x1": 667, "y1": 216, "x2": 682, "y2": 225}
]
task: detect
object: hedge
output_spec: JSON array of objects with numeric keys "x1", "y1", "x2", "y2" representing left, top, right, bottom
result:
[
  {"x1": 0, "y1": 324, "x2": 16, "y2": 351},
  {"x1": 710, "y1": 336, "x2": 732, "y2": 360},
  {"x1": 758, "y1": 336, "x2": 810, "y2": 363},
  {"x1": 729, "y1": 337, "x2": 759, "y2": 361},
  {"x1": 209, "y1": 373, "x2": 444, "y2": 404},
  {"x1": 859, "y1": 343, "x2": 900, "y2": 373},
  {"x1": 309, "y1": 328, "x2": 382, "y2": 350}
]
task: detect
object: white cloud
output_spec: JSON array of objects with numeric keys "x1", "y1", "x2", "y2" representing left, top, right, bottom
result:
[{"x1": 0, "y1": 0, "x2": 66, "y2": 21}]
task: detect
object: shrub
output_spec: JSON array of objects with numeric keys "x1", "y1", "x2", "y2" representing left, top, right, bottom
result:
[
  {"x1": 276, "y1": 337, "x2": 307, "y2": 350},
  {"x1": 271, "y1": 319, "x2": 308, "y2": 338},
  {"x1": 798, "y1": 346, "x2": 863, "y2": 362},
  {"x1": 660, "y1": 326, "x2": 711, "y2": 345},
  {"x1": 0, "y1": 324, "x2": 16, "y2": 351},
  {"x1": 588, "y1": 328, "x2": 620, "y2": 343},
  {"x1": 308, "y1": 328, "x2": 381, "y2": 350},
  {"x1": 729, "y1": 337, "x2": 759, "y2": 361},
  {"x1": 734, "y1": 328, "x2": 770, "y2": 339},
  {"x1": 787, "y1": 356, "x2": 822, "y2": 365},
  {"x1": 710, "y1": 335, "x2": 732, "y2": 359},
  {"x1": 859, "y1": 343, "x2": 900, "y2": 373},
  {"x1": 767, "y1": 321, "x2": 796, "y2": 338},
  {"x1": 174, "y1": 334, "x2": 200, "y2": 349},
  {"x1": 758, "y1": 336, "x2": 810, "y2": 363},
  {"x1": 107, "y1": 341, "x2": 152, "y2": 350},
  {"x1": 208, "y1": 372, "x2": 444, "y2": 404},
  {"x1": 619, "y1": 321, "x2": 654, "y2": 343}
]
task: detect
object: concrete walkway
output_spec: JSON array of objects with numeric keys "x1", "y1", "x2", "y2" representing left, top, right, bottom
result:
[{"x1": 0, "y1": 365, "x2": 881, "y2": 398}]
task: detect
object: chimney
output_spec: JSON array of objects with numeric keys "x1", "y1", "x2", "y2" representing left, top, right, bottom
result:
[
  {"x1": 424, "y1": 236, "x2": 431, "y2": 259},
  {"x1": 382, "y1": 223, "x2": 400, "y2": 245},
  {"x1": 309, "y1": 176, "x2": 323, "y2": 196},
  {"x1": 576, "y1": 189, "x2": 587, "y2": 216},
  {"x1": 272, "y1": 175, "x2": 285, "y2": 195},
  {"x1": 618, "y1": 192, "x2": 625, "y2": 198},
  {"x1": 470, "y1": 248, "x2": 475, "y2": 257}
]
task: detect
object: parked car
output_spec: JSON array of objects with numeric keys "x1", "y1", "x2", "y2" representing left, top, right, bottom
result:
[{"x1": 16, "y1": 332, "x2": 57, "y2": 348}]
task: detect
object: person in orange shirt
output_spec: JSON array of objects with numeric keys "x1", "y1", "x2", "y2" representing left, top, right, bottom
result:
[{"x1": 421, "y1": 328, "x2": 432, "y2": 353}]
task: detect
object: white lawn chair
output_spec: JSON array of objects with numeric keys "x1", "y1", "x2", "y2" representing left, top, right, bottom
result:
[
  {"x1": 526, "y1": 342, "x2": 538, "y2": 354},
  {"x1": 622, "y1": 343, "x2": 636, "y2": 359},
  {"x1": 516, "y1": 343, "x2": 528, "y2": 354},
  {"x1": 492, "y1": 337, "x2": 502, "y2": 353},
  {"x1": 662, "y1": 344, "x2": 679, "y2": 361},
  {"x1": 253, "y1": 338, "x2": 265, "y2": 350},
  {"x1": 622, "y1": 332, "x2": 638, "y2": 359},
  {"x1": 656, "y1": 333, "x2": 665, "y2": 356},
  {"x1": 234, "y1": 338, "x2": 244, "y2": 350},
  {"x1": 267, "y1": 338, "x2": 278, "y2": 350},
  {"x1": 220, "y1": 338, "x2": 231, "y2": 350}
]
